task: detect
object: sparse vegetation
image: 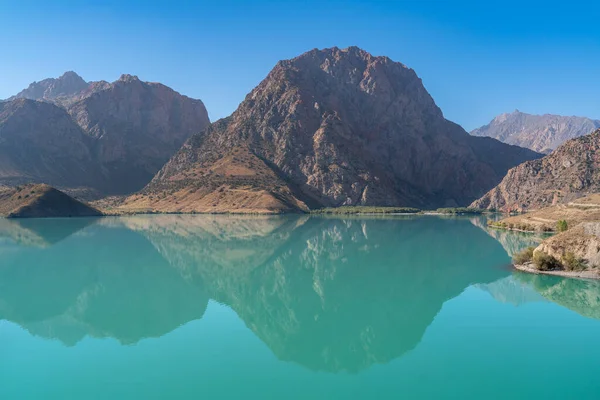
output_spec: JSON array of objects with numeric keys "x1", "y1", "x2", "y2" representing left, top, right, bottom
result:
[
  {"x1": 513, "y1": 247, "x2": 535, "y2": 265},
  {"x1": 533, "y1": 251, "x2": 562, "y2": 271},
  {"x1": 556, "y1": 219, "x2": 568, "y2": 232},
  {"x1": 562, "y1": 252, "x2": 587, "y2": 271},
  {"x1": 311, "y1": 206, "x2": 420, "y2": 215},
  {"x1": 435, "y1": 207, "x2": 483, "y2": 215}
]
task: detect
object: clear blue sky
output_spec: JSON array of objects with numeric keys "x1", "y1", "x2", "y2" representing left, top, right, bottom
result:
[{"x1": 1, "y1": 0, "x2": 599, "y2": 131}]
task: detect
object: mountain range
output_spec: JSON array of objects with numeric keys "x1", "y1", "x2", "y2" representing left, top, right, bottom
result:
[
  {"x1": 472, "y1": 129, "x2": 600, "y2": 211},
  {"x1": 471, "y1": 110, "x2": 600, "y2": 153},
  {"x1": 1, "y1": 72, "x2": 209, "y2": 197},
  {"x1": 120, "y1": 46, "x2": 540, "y2": 213}
]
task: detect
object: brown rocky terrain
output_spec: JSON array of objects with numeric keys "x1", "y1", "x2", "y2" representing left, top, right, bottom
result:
[
  {"x1": 124, "y1": 46, "x2": 540, "y2": 213},
  {"x1": 471, "y1": 110, "x2": 600, "y2": 153},
  {"x1": 489, "y1": 194, "x2": 600, "y2": 232},
  {"x1": 472, "y1": 129, "x2": 600, "y2": 212},
  {"x1": 3, "y1": 73, "x2": 210, "y2": 196},
  {"x1": 0, "y1": 184, "x2": 102, "y2": 218}
]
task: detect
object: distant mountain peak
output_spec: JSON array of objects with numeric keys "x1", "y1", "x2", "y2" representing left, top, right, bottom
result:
[
  {"x1": 118, "y1": 74, "x2": 140, "y2": 83},
  {"x1": 59, "y1": 71, "x2": 85, "y2": 80},
  {"x1": 472, "y1": 111, "x2": 600, "y2": 152}
]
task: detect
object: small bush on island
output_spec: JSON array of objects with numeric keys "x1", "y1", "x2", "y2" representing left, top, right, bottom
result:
[
  {"x1": 513, "y1": 247, "x2": 535, "y2": 265},
  {"x1": 562, "y1": 252, "x2": 587, "y2": 271},
  {"x1": 556, "y1": 220, "x2": 568, "y2": 232},
  {"x1": 533, "y1": 251, "x2": 562, "y2": 271}
]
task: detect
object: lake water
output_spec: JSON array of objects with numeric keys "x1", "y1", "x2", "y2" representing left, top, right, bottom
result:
[{"x1": 1, "y1": 215, "x2": 600, "y2": 399}]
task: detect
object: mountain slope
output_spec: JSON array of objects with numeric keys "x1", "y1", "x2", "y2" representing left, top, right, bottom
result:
[
  {"x1": 67, "y1": 74, "x2": 210, "y2": 193},
  {"x1": 471, "y1": 110, "x2": 600, "y2": 153},
  {"x1": 126, "y1": 46, "x2": 540, "y2": 213},
  {"x1": 3, "y1": 73, "x2": 210, "y2": 196},
  {"x1": 471, "y1": 129, "x2": 600, "y2": 211},
  {"x1": 0, "y1": 99, "x2": 104, "y2": 189}
]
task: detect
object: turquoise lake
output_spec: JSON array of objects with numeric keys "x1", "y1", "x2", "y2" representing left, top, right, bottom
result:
[{"x1": 1, "y1": 215, "x2": 600, "y2": 399}]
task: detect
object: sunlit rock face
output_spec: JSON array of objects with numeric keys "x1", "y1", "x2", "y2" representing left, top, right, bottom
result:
[{"x1": 133, "y1": 46, "x2": 540, "y2": 213}]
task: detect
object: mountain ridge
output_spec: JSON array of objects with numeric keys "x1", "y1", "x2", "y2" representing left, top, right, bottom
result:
[
  {"x1": 121, "y1": 46, "x2": 541, "y2": 213},
  {"x1": 1, "y1": 73, "x2": 210, "y2": 196},
  {"x1": 471, "y1": 110, "x2": 600, "y2": 153}
]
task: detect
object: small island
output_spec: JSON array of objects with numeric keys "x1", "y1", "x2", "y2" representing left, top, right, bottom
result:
[{"x1": 0, "y1": 184, "x2": 102, "y2": 218}]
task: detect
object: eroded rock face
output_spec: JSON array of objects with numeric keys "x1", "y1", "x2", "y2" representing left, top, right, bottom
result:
[
  {"x1": 471, "y1": 110, "x2": 600, "y2": 153},
  {"x1": 137, "y1": 46, "x2": 540, "y2": 212},
  {"x1": 536, "y1": 222, "x2": 600, "y2": 268},
  {"x1": 472, "y1": 129, "x2": 600, "y2": 211},
  {"x1": 2, "y1": 73, "x2": 210, "y2": 195}
]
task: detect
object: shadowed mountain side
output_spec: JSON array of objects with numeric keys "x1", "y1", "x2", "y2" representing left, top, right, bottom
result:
[
  {"x1": 0, "y1": 223, "x2": 208, "y2": 345},
  {"x1": 124, "y1": 215, "x2": 511, "y2": 372},
  {"x1": 514, "y1": 273, "x2": 600, "y2": 320}
]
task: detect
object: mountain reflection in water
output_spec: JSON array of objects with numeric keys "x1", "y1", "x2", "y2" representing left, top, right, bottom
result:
[{"x1": 0, "y1": 214, "x2": 593, "y2": 373}]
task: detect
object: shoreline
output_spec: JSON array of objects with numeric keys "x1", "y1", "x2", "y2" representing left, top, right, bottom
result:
[{"x1": 514, "y1": 262, "x2": 600, "y2": 280}]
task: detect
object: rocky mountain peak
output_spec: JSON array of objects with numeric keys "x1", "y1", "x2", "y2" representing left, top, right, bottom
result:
[
  {"x1": 472, "y1": 111, "x2": 600, "y2": 153},
  {"x1": 118, "y1": 74, "x2": 140, "y2": 83},
  {"x1": 127, "y1": 46, "x2": 540, "y2": 213}
]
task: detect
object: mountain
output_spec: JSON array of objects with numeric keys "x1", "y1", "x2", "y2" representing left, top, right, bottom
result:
[
  {"x1": 68, "y1": 74, "x2": 210, "y2": 193},
  {"x1": 0, "y1": 184, "x2": 102, "y2": 218},
  {"x1": 3, "y1": 73, "x2": 210, "y2": 195},
  {"x1": 471, "y1": 110, "x2": 600, "y2": 153},
  {"x1": 471, "y1": 129, "x2": 600, "y2": 211},
  {"x1": 123, "y1": 46, "x2": 540, "y2": 213}
]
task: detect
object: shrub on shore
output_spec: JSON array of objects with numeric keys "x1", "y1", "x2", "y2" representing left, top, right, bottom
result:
[
  {"x1": 533, "y1": 251, "x2": 562, "y2": 271},
  {"x1": 562, "y1": 252, "x2": 587, "y2": 271},
  {"x1": 513, "y1": 247, "x2": 535, "y2": 264},
  {"x1": 556, "y1": 219, "x2": 568, "y2": 232}
]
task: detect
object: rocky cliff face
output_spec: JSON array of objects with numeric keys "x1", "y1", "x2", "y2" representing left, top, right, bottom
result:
[
  {"x1": 471, "y1": 129, "x2": 600, "y2": 211},
  {"x1": 130, "y1": 46, "x2": 540, "y2": 213},
  {"x1": 471, "y1": 110, "x2": 600, "y2": 153},
  {"x1": 3, "y1": 73, "x2": 210, "y2": 195}
]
